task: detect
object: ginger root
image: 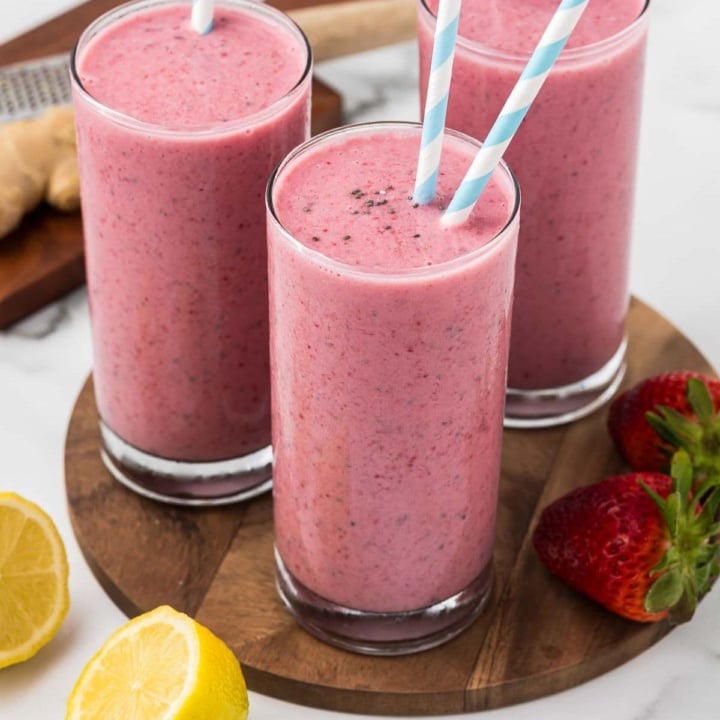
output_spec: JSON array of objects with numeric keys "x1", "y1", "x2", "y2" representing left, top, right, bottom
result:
[{"x1": 0, "y1": 105, "x2": 80, "y2": 238}]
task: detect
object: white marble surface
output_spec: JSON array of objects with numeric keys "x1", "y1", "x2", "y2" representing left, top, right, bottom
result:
[{"x1": 0, "y1": 1, "x2": 719, "y2": 718}]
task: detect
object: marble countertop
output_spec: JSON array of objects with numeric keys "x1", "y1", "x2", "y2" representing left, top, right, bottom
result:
[{"x1": 0, "y1": 1, "x2": 719, "y2": 718}]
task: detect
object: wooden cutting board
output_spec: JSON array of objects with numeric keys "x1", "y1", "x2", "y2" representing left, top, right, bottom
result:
[
  {"x1": 0, "y1": 0, "x2": 343, "y2": 329},
  {"x1": 64, "y1": 298, "x2": 717, "y2": 715}
]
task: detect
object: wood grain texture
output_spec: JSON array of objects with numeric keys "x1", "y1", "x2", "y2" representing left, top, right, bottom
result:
[
  {"x1": 64, "y1": 299, "x2": 717, "y2": 715},
  {"x1": 0, "y1": 0, "x2": 343, "y2": 329},
  {"x1": 293, "y1": 0, "x2": 415, "y2": 62}
]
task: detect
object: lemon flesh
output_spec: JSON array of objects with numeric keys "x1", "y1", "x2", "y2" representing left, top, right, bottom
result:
[
  {"x1": 0, "y1": 491, "x2": 70, "y2": 669},
  {"x1": 66, "y1": 605, "x2": 249, "y2": 720}
]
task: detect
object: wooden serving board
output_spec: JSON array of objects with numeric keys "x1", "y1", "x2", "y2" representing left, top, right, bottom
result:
[
  {"x1": 64, "y1": 299, "x2": 717, "y2": 715},
  {"x1": 0, "y1": 0, "x2": 343, "y2": 329}
]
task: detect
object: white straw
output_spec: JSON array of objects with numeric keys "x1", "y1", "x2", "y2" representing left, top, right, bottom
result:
[
  {"x1": 413, "y1": 0, "x2": 463, "y2": 205},
  {"x1": 192, "y1": 0, "x2": 215, "y2": 35},
  {"x1": 443, "y1": 0, "x2": 589, "y2": 226}
]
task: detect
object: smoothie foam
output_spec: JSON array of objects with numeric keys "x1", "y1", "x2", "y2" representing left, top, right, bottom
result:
[
  {"x1": 269, "y1": 125, "x2": 519, "y2": 613},
  {"x1": 73, "y1": 1, "x2": 310, "y2": 462}
]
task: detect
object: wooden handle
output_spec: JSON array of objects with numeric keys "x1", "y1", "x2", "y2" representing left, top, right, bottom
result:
[{"x1": 288, "y1": 0, "x2": 417, "y2": 62}]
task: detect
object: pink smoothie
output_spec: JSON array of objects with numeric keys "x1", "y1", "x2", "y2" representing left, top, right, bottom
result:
[
  {"x1": 419, "y1": 0, "x2": 648, "y2": 389},
  {"x1": 73, "y1": 1, "x2": 310, "y2": 461},
  {"x1": 268, "y1": 125, "x2": 519, "y2": 613}
]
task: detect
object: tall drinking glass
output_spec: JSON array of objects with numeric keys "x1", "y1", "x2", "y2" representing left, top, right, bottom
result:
[
  {"x1": 419, "y1": 0, "x2": 650, "y2": 427},
  {"x1": 267, "y1": 121, "x2": 519, "y2": 654},
  {"x1": 71, "y1": 0, "x2": 311, "y2": 504}
]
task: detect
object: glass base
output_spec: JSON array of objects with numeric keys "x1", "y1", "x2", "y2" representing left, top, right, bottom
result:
[
  {"x1": 99, "y1": 422, "x2": 273, "y2": 506},
  {"x1": 274, "y1": 547, "x2": 493, "y2": 656},
  {"x1": 504, "y1": 337, "x2": 627, "y2": 429}
]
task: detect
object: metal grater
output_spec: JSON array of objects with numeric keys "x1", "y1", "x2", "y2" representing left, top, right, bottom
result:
[{"x1": 0, "y1": 54, "x2": 71, "y2": 122}]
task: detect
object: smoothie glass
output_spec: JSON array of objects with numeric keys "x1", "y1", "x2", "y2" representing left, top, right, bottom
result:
[
  {"x1": 267, "y1": 122, "x2": 520, "y2": 654},
  {"x1": 71, "y1": 0, "x2": 311, "y2": 504},
  {"x1": 418, "y1": 0, "x2": 650, "y2": 427}
]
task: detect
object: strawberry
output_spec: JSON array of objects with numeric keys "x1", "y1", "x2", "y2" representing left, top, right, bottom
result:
[
  {"x1": 532, "y1": 451, "x2": 720, "y2": 623},
  {"x1": 607, "y1": 371, "x2": 720, "y2": 477}
]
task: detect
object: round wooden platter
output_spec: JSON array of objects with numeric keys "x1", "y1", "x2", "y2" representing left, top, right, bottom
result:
[{"x1": 64, "y1": 298, "x2": 715, "y2": 716}]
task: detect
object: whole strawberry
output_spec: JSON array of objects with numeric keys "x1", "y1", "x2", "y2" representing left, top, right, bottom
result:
[
  {"x1": 533, "y1": 451, "x2": 720, "y2": 623},
  {"x1": 608, "y1": 371, "x2": 720, "y2": 476}
]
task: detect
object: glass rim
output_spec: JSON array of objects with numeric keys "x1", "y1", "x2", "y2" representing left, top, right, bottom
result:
[
  {"x1": 418, "y1": 0, "x2": 651, "y2": 64},
  {"x1": 266, "y1": 121, "x2": 521, "y2": 281},
  {"x1": 70, "y1": 0, "x2": 312, "y2": 136}
]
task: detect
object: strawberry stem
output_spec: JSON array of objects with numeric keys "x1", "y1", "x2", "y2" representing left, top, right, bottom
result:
[
  {"x1": 642, "y1": 449, "x2": 720, "y2": 623},
  {"x1": 646, "y1": 378, "x2": 720, "y2": 485}
]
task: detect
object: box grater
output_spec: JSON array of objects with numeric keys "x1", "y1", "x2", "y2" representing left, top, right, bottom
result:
[{"x1": 0, "y1": 53, "x2": 71, "y2": 122}]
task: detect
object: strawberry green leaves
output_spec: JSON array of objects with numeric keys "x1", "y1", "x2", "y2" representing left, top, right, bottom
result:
[
  {"x1": 608, "y1": 372, "x2": 720, "y2": 474},
  {"x1": 646, "y1": 378, "x2": 720, "y2": 483},
  {"x1": 641, "y1": 450, "x2": 720, "y2": 622}
]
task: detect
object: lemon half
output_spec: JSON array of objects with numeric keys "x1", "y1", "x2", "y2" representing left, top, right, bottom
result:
[
  {"x1": 0, "y1": 491, "x2": 70, "y2": 669},
  {"x1": 66, "y1": 605, "x2": 249, "y2": 720}
]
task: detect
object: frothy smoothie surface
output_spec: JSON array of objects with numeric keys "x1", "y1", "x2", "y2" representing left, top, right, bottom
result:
[
  {"x1": 77, "y1": 3, "x2": 307, "y2": 126},
  {"x1": 273, "y1": 129, "x2": 513, "y2": 270},
  {"x1": 426, "y1": 0, "x2": 646, "y2": 53}
]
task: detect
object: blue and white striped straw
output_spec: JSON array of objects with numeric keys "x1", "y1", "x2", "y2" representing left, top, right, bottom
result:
[
  {"x1": 191, "y1": 0, "x2": 215, "y2": 34},
  {"x1": 443, "y1": 0, "x2": 590, "y2": 226},
  {"x1": 413, "y1": 0, "x2": 463, "y2": 205}
]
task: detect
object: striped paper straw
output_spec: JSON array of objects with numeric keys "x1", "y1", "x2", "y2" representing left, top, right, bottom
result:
[
  {"x1": 413, "y1": 0, "x2": 463, "y2": 205},
  {"x1": 443, "y1": 0, "x2": 589, "y2": 226},
  {"x1": 192, "y1": 0, "x2": 215, "y2": 34}
]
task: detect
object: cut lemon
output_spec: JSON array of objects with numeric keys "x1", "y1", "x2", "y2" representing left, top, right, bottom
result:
[
  {"x1": 66, "y1": 605, "x2": 249, "y2": 720},
  {"x1": 0, "y1": 491, "x2": 70, "y2": 669}
]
